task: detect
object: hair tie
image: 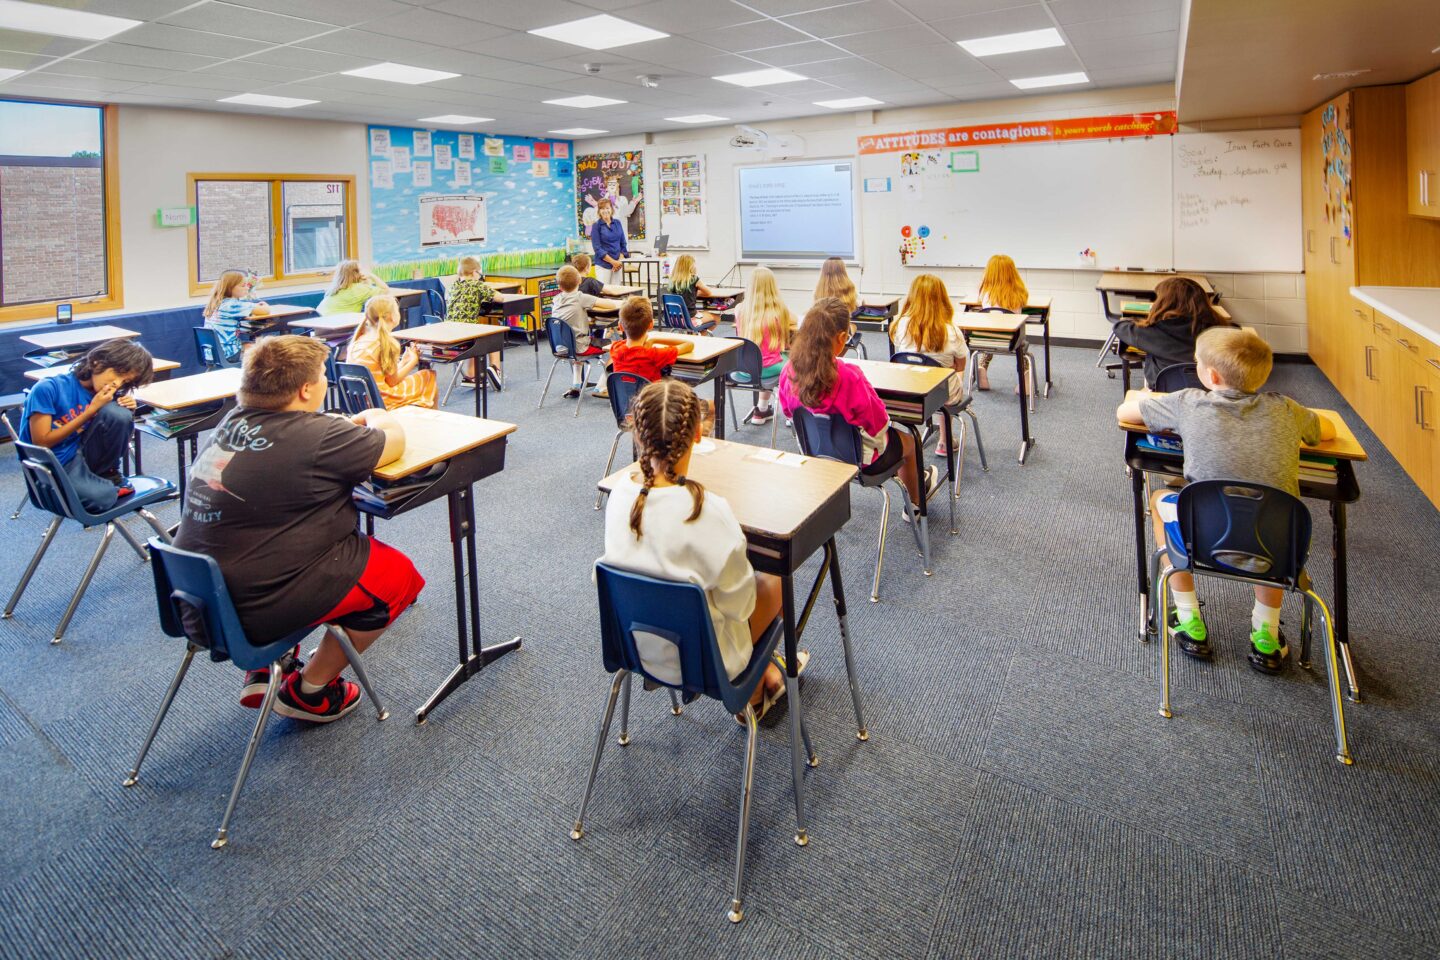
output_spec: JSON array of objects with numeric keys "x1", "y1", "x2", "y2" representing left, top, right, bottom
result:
[{"x1": 637, "y1": 487, "x2": 650, "y2": 497}]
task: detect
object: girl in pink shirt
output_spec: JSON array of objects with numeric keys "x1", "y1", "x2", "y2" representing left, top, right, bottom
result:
[{"x1": 778, "y1": 297, "x2": 934, "y2": 506}]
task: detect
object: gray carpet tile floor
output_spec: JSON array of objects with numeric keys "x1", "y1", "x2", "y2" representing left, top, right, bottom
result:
[{"x1": 1, "y1": 336, "x2": 1438, "y2": 959}]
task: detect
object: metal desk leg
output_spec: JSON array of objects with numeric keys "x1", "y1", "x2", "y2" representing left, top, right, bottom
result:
[
  {"x1": 1132, "y1": 465, "x2": 1150, "y2": 642},
  {"x1": 826, "y1": 538, "x2": 868, "y2": 741},
  {"x1": 1330, "y1": 500, "x2": 1361, "y2": 701},
  {"x1": 1041, "y1": 315, "x2": 1053, "y2": 397},
  {"x1": 942, "y1": 412, "x2": 957, "y2": 535},
  {"x1": 713, "y1": 376, "x2": 727, "y2": 440},
  {"x1": 1016, "y1": 347, "x2": 1035, "y2": 464},
  {"x1": 1097, "y1": 329, "x2": 1119, "y2": 367},
  {"x1": 780, "y1": 575, "x2": 810, "y2": 846},
  {"x1": 176, "y1": 439, "x2": 189, "y2": 502},
  {"x1": 902, "y1": 423, "x2": 933, "y2": 573}
]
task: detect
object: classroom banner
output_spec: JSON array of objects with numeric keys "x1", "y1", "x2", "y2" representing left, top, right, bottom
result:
[
  {"x1": 857, "y1": 110, "x2": 1178, "y2": 155},
  {"x1": 577, "y1": 151, "x2": 645, "y2": 241},
  {"x1": 658, "y1": 154, "x2": 707, "y2": 249}
]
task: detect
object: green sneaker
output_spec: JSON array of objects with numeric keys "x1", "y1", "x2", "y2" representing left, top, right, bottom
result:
[
  {"x1": 1168, "y1": 610, "x2": 1212, "y2": 660},
  {"x1": 1247, "y1": 623, "x2": 1289, "y2": 674}
]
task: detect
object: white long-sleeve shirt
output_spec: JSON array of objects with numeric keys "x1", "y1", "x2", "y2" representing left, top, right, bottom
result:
[{"x1": 598, "y1": 473, "x2": 756, "y2": 684}]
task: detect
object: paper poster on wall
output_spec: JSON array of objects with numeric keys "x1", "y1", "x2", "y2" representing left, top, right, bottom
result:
[
  {"x1": 434, "y1": 144, "x2": 452, "y2": 170},
  {"x1": 535, "y1": 143, "x2": 551, "y2": 159},
  {"x1": 458, "y1": 135, "x2": 474, "y2": 160},
  {"x1": 657, "y1": 153, "x2": 706, "y2": 248},
  {"x1": 454, "y1": 160, "x2": 471, "y2": 186},
  {"x1": 532, "y1": 160, "x2": 549, "y2": 177},
  {"x1": 412, "y1": 131, "x2": 431, "y2": 156},
  {"x1": 412, "y1": 161, "x2": 431, "y2": 187},
  {"x1": 557, "y1": 159, "x2": 572, "y2": 177},
  {"x1": 390, "y1": 146, "x2": 411, "y2": 174},
  {"x1": 513, "y1": 144, "x2": 531, "y2": 163},
  {"x1": 371, "y1": 159, "x2": 392, "y2": 189},
  {"x1": 577, "y1": 150, "x2": 645, "y2": 241},
  {"x1": 483, "y1": 137, "x2": 503, "y2": 157},
  {"x1": 370, "y1": 128, "x2": 390, "y2": 156},
  {"x1": 553, "y1": 143, "x2": 569, "y2": 159},
  {"x1": 420, "y1": 194, "x2": 486, "y2": 247},
  {"x1": 489, "y1": 156, "x2": 507, "y2": 175}
]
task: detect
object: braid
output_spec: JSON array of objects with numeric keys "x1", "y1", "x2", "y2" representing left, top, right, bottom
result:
[{"x1": 626, "y1": 379, "x2": 707, "y2": 538}]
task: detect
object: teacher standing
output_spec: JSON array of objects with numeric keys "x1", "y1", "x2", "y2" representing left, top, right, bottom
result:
[{"x1": 590, "y1": 197, "x2": 629, "y2": 284}]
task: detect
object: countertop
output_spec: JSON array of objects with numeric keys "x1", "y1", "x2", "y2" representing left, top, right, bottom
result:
[{"x1": 1350, "y1": 287, "x2": 1440, "y2": 347}]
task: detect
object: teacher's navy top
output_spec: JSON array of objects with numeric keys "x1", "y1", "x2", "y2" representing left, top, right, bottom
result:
[{"x1": 591, "y1": 217, "x2": 628, "y2": 265}]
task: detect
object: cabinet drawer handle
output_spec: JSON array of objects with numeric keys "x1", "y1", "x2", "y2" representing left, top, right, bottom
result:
[
  {"x1": 1364, "y1": 345, "x2": 1374, "y2": 380},
  {"x1": 1306, "y1": 229, "x2": 1315, "y2": 253},
  {"x1": 1419, "y1": 386, "x2": 1433, "y2": 431},
  {"x1": 1428, "y1": 358, "x2": 1440, "y2": 374},
  {"x1": 1353, "y1": 307, "x2": 1367, "y2": 319},
  {"x1": 1329, "y1": 236, "x2": 1338, "y2": 263},
  {"x1": 1396, "y1": 337, "x2": 1417, "y2": 351}
]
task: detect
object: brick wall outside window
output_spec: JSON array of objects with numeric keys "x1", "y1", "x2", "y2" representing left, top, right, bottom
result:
[{"x1": 0, "y1": 159, "x2": 105, "y2": 305}]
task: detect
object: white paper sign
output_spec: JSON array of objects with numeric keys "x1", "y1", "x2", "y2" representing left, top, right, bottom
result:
[
  {"x1": 369, "y1": 128, "x2": 390, "y2": 156},
  {"x1": 371, "y1": 159, "x2": 392, "y2": 189},
  {"x1": 412, "y1": 130, "x2": 431, "y2": 156},
  {"x1": 531, "y1": 160, "x2": 549, "y2": 177},
  {"x1": 390, "y1": 146, "x2": 411, "y2": 174},
  {"x1": 412, "y1": 161, "x2": 431, "y2": 187},
  {"x1": 483, "y1": 137, "x2": 503, "y2": 157},
  {"x1": 435, "y1": 144, "x2": 453, "y2": 170},
  {"x1": 454, "y1": 160, "x2": 471, "y2": 186},
  {"x1": 458, "y1": 134, "x2": 475, "y2": 160}
]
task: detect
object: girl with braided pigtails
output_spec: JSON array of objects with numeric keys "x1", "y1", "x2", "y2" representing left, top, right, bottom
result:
[{"x1": 597, "y1": 379, "x2": 805, "y2": 719}]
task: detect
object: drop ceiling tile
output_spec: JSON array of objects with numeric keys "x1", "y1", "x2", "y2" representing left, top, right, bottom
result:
[
  {"x1": 34, "y1": 58, "x2": 175, "y2": 82},
  {"x1": 1084, "y1": 63, "x2": 1173, "y2": 86},
  {"x1": 976, "y1": 46, "x2": 1085, "y2": 79},
  {"x1": 1071, "y1": 31, "x2": 1177, "y2": 61},
  {"x1": 1047, "y1": 0, "x2": 1179, "y2": 26},
  {"x1": 747, "y1": 40, "x2": 851, "y2": 67},
  {"x1": 628, "y1": 36, "x2": 729, "y2": 71},
  {"x1": 894, "y1": 0, "x2": 1035, "y2": 18},
  {"x1": 929, "y1": 77, "x2": 1025, "y2": 99},
  {"x1": 453, "y1": 29, "x2": 575, "y2": 60},
  {"x1": 426, "y1": 74, "x2": 548, "y2": 96},
  {"x1": 358, "y1": 8, "x2": 512, "y2": 46},
  {"x1": 879, "y1": 42, "x2": 992, "y2": 81},
  {"x1": 71, "y1": 41, "x2": 223, "y2": 71},
  {"x1": 159, "y1": 4, "x2": 338, "y2": 44},
  {"x1": 297, "y1": 27, "x2": 448, "y2": 62},
  {"x1": 1061, "y1": 8, "x2": 1179, "y2": 42},
  {"x1": 104, "y1": 89, "x2": 215, "y2": 105},
  {"x1": 118, "y1": 23, "x2": 273, "y2": 58},
  {"x1": 191, "y1": 59, "x2": 327, "y2": 83},
  {"x1": 781, "y1": 1, "x2": 912, "y2": 40},
  {"x1": 739, "y1": 0, "x2": 866, "y2": 14},
  {"x1": 79, "y1": 0, "x2": 203, "y2": 19},
  {"x1": 427, "y1": 0, "x2": 608, "y2": 31},
  {"x1": 930, "y1": 5, "x2": 1056, "y2": 43},
  {"x1": 655, "y1": 51, "x2": 770, "y2": 78},
  {"x1": 221, "y1": 0, "x2": 412, "y2": 25},
  {"x1": 832, "y1": 24, "x2": 935, "y2": 56},
  {"x1": 821, "y1": 66, "x2": 938, "y2": 94},
  {"x1": 0, "y1": 30, "x2": 95, "y2": 57},
  {"x1": 612, "y1": 0, "x2": 766, "y2": 35},
  {"x1": 0, "y1": 49, "x2": 54, "y2": 71},
  {"x1": 697, "y1": 19, "x2": 811, "y2": 52},
  {"x1": 236, "y1": 44, "x2": 371, "y2": 72},
  {"x1": 144, "y1": 69, "x2": 261, "y2": 92},
  {"x1": 797, "y1": 55, "x2": 872, "y2": 78}
]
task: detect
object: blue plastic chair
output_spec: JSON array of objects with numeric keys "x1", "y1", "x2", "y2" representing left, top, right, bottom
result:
[
  {"x1": 594, "y1": 371, "x2": 652, "y2": 510},
  {"x1": 1153, "y1": 480, "x2": 1352, "y2": 764},
  {"x1": 2, "y1": 417, "x2": 176, "y2": 643},
  {"x1": 571, "y1": 563, "x2": 811, "y2": 923},
  {"x1": 844, "y1": 309, "x2": 868, "y2": 359},
  {"x1": 335, "y1": 361, "x2": 384, "y2": 415},
  {"x1": 193, "y1": 327, "x2": 241, "y2": 371},
  {"x1": 125, "y1": 540, "x2": 388, "y2": 849},
  {"x1": 1153, "y1": 362, "x2": 1205, "y2": 392},
  {"x1": 538, "y1": 317, "x2": 606, "y2": 417},
  {"x1": 723, "y1": 337, "x2": 781, "y2": 447},
  {"x1": 660, "y1": 293, "x2": 716, "y2": 334},
  {"x1": 791, "y1": 408, "x2": 925, "y2": 602}
]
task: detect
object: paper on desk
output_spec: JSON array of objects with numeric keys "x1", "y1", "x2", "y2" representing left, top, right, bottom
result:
[
  {"x1": 693, "y1": 439, "x2": 716, "y2": 455},
  {"x1": 744, "y1": 448, "x2": 808, "y2": 468}
]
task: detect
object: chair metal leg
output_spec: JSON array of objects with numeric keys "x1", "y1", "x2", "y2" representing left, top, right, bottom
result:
[
  {"x1": 728, "y1": 703, "x2": 760, "y2": 923},
  {"x1": 770, "y1": 407, "x2": 779, "y2": 448},
  {"x1": 4, "y1": 515, "x2": 61, "y2": 619},
  {"x1": 124, "y1": 645, "x2": 197, "y2": 787},
  {"x1": 440, "y1": 362, "x2": 465, "y2": 408},
  {"x1": 965, "y1": 408, "x2": 988, "y2": 472},
  {"x1": 1026, "y1": 355, "x2": 1037, "y2": 414},
  {"x1": 212, "y1": 662, "x2": 282, "y2": 849},
  {"x1": 330, "y1": 627, "x2": 388, "y2": 721},
  {"x1": 952, "y1": 414, "x2": 966, "y2": 501},
  {"x1": 11, "y1": 490, "x2": 27, "y2": 519},
  {"x1": 574, "y1": 364, "x2": 591, "y2": 418},
  {"x1": 53, "y1": 523, "x2": 115, "y2": 643},
  {"x1": 1340, "y1": 644, "x2": 1361, "y2": 704},
  {"x1": 1305, "y1": 589, "x2": 1353, "y2": 765},
  {"x1": 1145, "y1": 548, "x2": 1165, "y2": 643},
  {"x1": 1299, "y1": 594, "x2": 1313, "y2": 669},
  {"x1": 596, "y1": 430, "x2": 623, "y2": 510},
  {"x1": 870, "y1": 485, "x2": 891, "y2": 603},
  {"x1": 138, "y1": 509, "x2": 174, "y2": 545},
  {"x1": 668, "y1": 688, "x2": 683, "y2": 715},
  {"x1": 617, "y1": 672, "x2": 632, "y2": 746},
  {"x1": 727, "y1": 387, "x2": 738, "y2": 433},
  {"x1": 1157, "y1": 568, "x2": 1175, "y2": 719},
  {"x1": 894, "y1": 479, "x2": 928, "y2": 569},
  {"x1": 115, "y1": 518, "x2": 150, "y2": 562},
  {"x1": 784, "y1": 670, "x2": 811, "y2": 845},
  {"x1": 538, "y1": 358, "x2": 562, "y2": 409},
  {"x1": 571, "y1": 671, "x2": 627, "y2": 841}
]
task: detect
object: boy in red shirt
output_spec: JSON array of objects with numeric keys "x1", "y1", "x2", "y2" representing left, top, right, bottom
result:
[{"x1": 609, "y1": 296, "x2": 694, "y2": 382}]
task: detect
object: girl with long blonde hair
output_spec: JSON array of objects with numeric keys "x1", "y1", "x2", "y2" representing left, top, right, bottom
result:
[
  {"x1": 203, "y1": 269, "x2": 268, "y2": 360},
  {"x1": 318, "y1": 259, "x2": 388, "y2": 316},
  {"x1": 346, "y1": 294, "x2": 437, "y2": 409},
  {"x1": 813, "y1": 257, "x2": 857, "y2": 312},
  {"x1": 972, "y1": 254, "x2": 1028, "y2": 390},
  {"x1": 665, "y1": 254, "x2": 717, "y2": 328},
  {"x1": 891, "y1": 275, "x2": 967, "y2": 450},
  {"x1": 736, "y1": 266, "x2": 796, "y2": 423}
]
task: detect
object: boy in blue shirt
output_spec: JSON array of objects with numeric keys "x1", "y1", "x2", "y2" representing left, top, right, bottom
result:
[{"x1": 20, "y1": 339, "x2": 154, "y2": 512}]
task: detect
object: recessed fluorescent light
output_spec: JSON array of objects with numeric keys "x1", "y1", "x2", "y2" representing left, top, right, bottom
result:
[
  {"x1": 220, "y1": 93, "x2": 318, "y2": 109},
  {"x1": 714, "y1": 67, "x2": 806, "y2": 87},
  {"x1": 528, "y1": 14, "x2": 667, "y2": 50},
  {"x1": 0, "y1": 67, "x2": 22, "y2": 82},
  {"x1": 958, "y1": 27, "x2": 1064, "y2": 58},
  {"x1": 549, "y1": 127, "x2": 608, "y2": 136},
  {"x1": 1010, "y1": 71, "x2": 1089, "y2": 90},
  {"x1": 341, "y1": 62, "x2": 458, "y2": 85},
  {"x1": 814, "y1": 96, "x2": 884, "y2": 109},
  {"x1": 665, "y1": 113, "x2": 729, "y2": 124},
  {"x1": 418, "y1": 114, "x2": 494, "y2": 124},
  {"x1": 1312, "y1": 69, "x2": 1371, "y2": 81},
  {"x1": 544, "y1": 94, "x2": 626, "y2": 108},
  {"x1": 0, "y1": 0, "x2": 140, "y2": 40}
]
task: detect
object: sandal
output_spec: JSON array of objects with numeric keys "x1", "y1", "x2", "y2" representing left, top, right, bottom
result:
[{"x1": 737, "y1": 650, "x2": 809, "y2": 724}]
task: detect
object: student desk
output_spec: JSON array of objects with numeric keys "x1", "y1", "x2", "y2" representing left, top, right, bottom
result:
[
  {"x1": 234, "y1": 303, "x2": 316, "y2": 340},
  {"x1": 359, "y1": 407, "x2": 518, "y2": 723},
  {"x1": 697, "y1": 288, "x2": 745, "y2": 323},
  {"x1": 1120, "y1": 300, "x2": 1233, "y2": 322},
  {"x1": 603, "y1": 284, "x2": 644, "y2": 298},
  {"x1": 956, "y1": 313, "x2": 1036, "y2": 463},
  {"x1": 25, "y1": 358, "x2": 181, "y2": 383},
  {"x1": 486, "y1": 280, "x2": 522, "y2": 294},
  {"x1": 21, "y1": 325, "x2": 140, "y2": 367},
  {"x1": 599, "y1": 437, "x2": 864, "y2": 806},
  {"x1": 478, "y1": 293, "x2": 541, "y2": 376},
  {"x1": 658, "y1": 334, "x2": 743, "y2": 439},
  {"x1": 848, "y1": 359, "x2": 958, "y2": 564},
  {"x1": 615, "y1": 256, "x2": 663, "y2": 298},
  {"x1": 288, "y1": 313, "x2": 364, "y2": 343},
  {"x1": 961, "y1": 296, "x2": 1055, "y2": 398},
  {"x1": 132, "y1": 368, "x2": 242, "y2": 502},
  {"x1": 1096, "y1": 273, "x2": 1216, "y2": 367},
  {"x1": 853, "y1": 296, "x2": 900, "y2": 332},
  {"x1": 395, "y1": 322, "x2": 508, "y2": 418},
  {"x1": 1117, "y1": 391, "x2": 1367, "y2": 700}
]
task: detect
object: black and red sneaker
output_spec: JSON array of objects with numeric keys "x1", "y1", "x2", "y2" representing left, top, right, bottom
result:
[
  {"x1": 273, "y1": 672, "x2": 362, "y2": 723},
  {"x1": 238, "y1": 657, "x2": 305, "y2": 709}
]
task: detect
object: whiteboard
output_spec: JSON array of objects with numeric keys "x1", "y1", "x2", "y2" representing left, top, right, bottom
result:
[
  {"x1": 888, "y1": 138, "x2": 1174, "y2": 270},
  {"x1": 1172, "y1": 130, "x2": 1302, "y2": 272}
]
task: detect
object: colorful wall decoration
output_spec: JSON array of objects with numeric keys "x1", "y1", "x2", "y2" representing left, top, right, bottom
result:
[
  {"x1": 857, "y1": 111, "x2": 1178, "y2": 155},
  {"x1": 658, "y1": 154, "x2": 707, "y2": 249},
  {"x1": 576, "y1": 150, "x2": 645, "y2": 241},
  {"x1": 1319, "y1": 101, "x2": 1353, "y2": 246},
  {"x1": 367, "y1": 124, "x2": 574, "y2": 269}
]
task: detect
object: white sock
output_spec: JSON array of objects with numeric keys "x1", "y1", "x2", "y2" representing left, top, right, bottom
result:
[
  {"x1": 1172, "y1": 588, "x2": 1199, "y2": 620},
  {"x1": 1252, "y1": 600, "x2": 1282, "y2": 633},
  {"x1": 299, "y1": 676, "x2": 326, "y2": 695}
]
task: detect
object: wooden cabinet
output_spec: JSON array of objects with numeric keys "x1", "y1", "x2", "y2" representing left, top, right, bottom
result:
[
  {"x1": 1407, "y1": 70, "x2": 1440, "y2": 218},
  {"x1": 1364, "y1": 308, "x2": 1440, "y2": 509}
]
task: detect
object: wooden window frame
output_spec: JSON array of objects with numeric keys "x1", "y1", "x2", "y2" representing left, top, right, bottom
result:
[
  {"x1": 0, "y1": 99, "x2": 123, "y2": 324},
  {"x1": 186, "y1": 172, "x2": 358, "y2": 296}
]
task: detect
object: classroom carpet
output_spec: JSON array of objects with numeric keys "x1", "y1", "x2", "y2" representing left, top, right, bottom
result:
[{"x1": 1, "y1": 339, "x2": 1438, "y2": 960}]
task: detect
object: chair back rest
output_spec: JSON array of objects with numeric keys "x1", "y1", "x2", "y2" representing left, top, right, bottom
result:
[
  {"x1": 889, "y1": 350, "x2": 940, "y2": 368},
  {"x1": 976, "y1": 306, "x2": 1011, "y2": 313},
  {"x1": 421, "y1": 313, "x2": 442, "y2": 326},
  {"x1": 422, "y1": 287, "x2": 446, "y2": 320},
  {"x1": 148, "y1": 540, "x2": 302, "y2": 669},
  {"x1": 1174, "y1": 480, "x2": 1311, "y2": 586},
  {"x1": 791, "y1": 407, "x2": 865, "y2": 466},
  {"x1": 192, "y1": 327, "x2": 238, "y2": 371},
  {"x1": 335, "y1": 361, "x2": 384, "y2": 414},
  {"x1": 595, "y1": 562, "x2": 749, "y2": 713},
  {"x1": 724, "y1": 335, "x2": 764, "y2": 381},
  {"x1": 1154, "y1": 362, "x2": 1205, "y2": 392},
  {"x1": 545, "y1": 316, "x2": 578, "y2": 357},
  {"x1": 11, "y1": 437, "x2": 88, "y2": 519},
  {"x1": 660, "y1": 294, "x2": 691, "y2": 331},
  {"x1": 606, "y1": 371, "x2": 651, "y2": 426}
]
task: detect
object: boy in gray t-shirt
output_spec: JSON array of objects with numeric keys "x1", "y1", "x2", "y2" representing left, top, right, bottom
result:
[
  {"x1": 1116, "y1": 327, "x2": 1336, "y2": 674},
  {"x1": 551, "y1": 264, "x2": 618, "y2": 399}
]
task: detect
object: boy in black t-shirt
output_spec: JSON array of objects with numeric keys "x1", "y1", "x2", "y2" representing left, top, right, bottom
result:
[{"x1": 175, "y1": 336, "x2": 425, "y2": 723}]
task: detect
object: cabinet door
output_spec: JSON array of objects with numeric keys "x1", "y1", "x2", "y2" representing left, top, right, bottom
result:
[
  {"x1": 1407, "y1": 71, "x2": 1440, "y2": 218},
  {"x1": 1301, "y1": 106, "x2": 1332, "y2": 371},
  {"x1": 1425, "y1": 357, "x2": 1440, "y2": 510},
  {"x1": 1395, "y1": 350, "x2": 1437, "y2": 500}
]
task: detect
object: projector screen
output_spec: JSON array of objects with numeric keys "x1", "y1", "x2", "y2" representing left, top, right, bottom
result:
[{"x1": 736, "y1": 159, "x2": 858, "y2": 264}]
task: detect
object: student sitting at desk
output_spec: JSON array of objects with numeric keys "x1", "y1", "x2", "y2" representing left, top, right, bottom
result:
[
  {"x1": 734, "y1": 266, "x2": 795, "y2": 426},
  {"x1": 611, "y1": 296, "x2": 694, "y2": 381},
  {"x1": 814, "y1": 256, "x2": 858, "y2": 314},
  {"x1": 19, "y1": 339, "x2": 154, "y2": 511},
  {"x1": 317, "y1": 259, "x2": 389, "y2": 316},
  {"x1": 445, "y1": 256, "x2": 498, "y2": 383},
  {"x1": 175, "y1": 336, "x2": 424, "y2": 723},
  {"x1": 890, "y1": 274, "x2": 966, "y2": 454},
  {"x1": 1114, "y1": 276, "x2": 1233, "y2": 387},
  {"x1": 665, "y1": 255, "x2": 718, "y2": 329},
  {"x1": 347, "y1": 295, "x2": 438, "y2": 410},
  {"x1": 552, "y1": 264, "x2": 619, "y2": 399},
  {"x1": 1116, "y1": 327, "x2": 1335, "y2": 674},
  {"x1": 972, "y1": 254, "x2": 1028, "y2": 391},
  {"x1": 779, "y1": 298, "x2": 937, "y2": 510},
  {"x1": 570, "y1": 253, "x2": 607, "y2": 297},
  {"x1": 203, "y1": 270, "x2": 268, "y2": 360},
  {"x1": 597, "y1": 379, "x2": 799, "y2": 719}
]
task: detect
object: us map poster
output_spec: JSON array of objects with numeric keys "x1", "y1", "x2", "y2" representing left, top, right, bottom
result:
[{"x1": 576, "y1": 150, "x2": 645, "y2": 241}]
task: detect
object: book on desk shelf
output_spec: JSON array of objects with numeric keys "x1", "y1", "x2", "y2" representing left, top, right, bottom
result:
[
  {"x1": 352, "y1": 463, "x2": 445, "y2": 511},
  {"x1": 141, "y1": 408, "x2": 219, "y2": 438},
  {"x1": 883, "y1": 398, "x2": 925, "y2": 417},
  {"x1": 1138, "y1": 434, "x2": 1339, "y2": 482},
  {"x1": 29, "y1": 351, "x2": 76, "y2": 368}
]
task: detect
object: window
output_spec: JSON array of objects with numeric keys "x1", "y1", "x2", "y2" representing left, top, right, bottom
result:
[
  {"x1": 187, "y1": 174, "x2": 356, "y2": 294},
  {"x1": 0, "y1": 98, "x2": 122, "y2": 322}
]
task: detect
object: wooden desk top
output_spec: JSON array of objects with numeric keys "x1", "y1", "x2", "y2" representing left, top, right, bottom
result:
[
  {"x1": 960, "y1": 295, "x2": 1053, "y2": 311},
  {"x1": 1118, "y1": 390, "x2": 1367, "y2": 461},
  {"x1": 700, "y1": 288, "x2": 744, "y2": 300},
  {"x1": 666, "y1": 333, "x2": 743, "y2": 364},
  {"x1": 21, "y1": 325, "x2": 140, "y2": 350},
  {"x1": 604, "y1": 285, "x2": 644, "y2": 298},
  {"x1": 599, "y1": 437, "x2": 855, "y2": 541},
  {"x1": 956, "y1": 312, "x2": 1028, "y2": 333},
  {"x1": 289, "y1": 313, "x2": 363, "y2": 332},
  {"x1": 26, "y1": 358, "x2": 180, "y2": 383},
  {"x1": 134, "y1": 368, "x2": 241, "y2": 411},
  {"x1": 1098, "y1": 272, "x2": 1214, "y2": 294},
  {"x1": 486, "y1": 280, "x2": 522, "y2": 293},
  {"x1": 859, "y1": 295, "x2": 901, "y2": 308},
  {"x1": 1121, "y1": 300, "x2": 1233, "y2": 322},
  {"x1": 491, "y1": 292, "x2": 538, "y2": 305},
  {"x1": 849, "y1": 359, "x2": 954, "y2": 397},
  {"x1": 395, "y1": 321, "x2": 507, "y2": 345},
  {"x1": 373, "y1": 407, "x2": 516, "y2": 482}
]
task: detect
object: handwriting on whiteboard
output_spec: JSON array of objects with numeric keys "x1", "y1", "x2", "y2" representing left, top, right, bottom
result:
[{"x1": 1176, "y1": 135, "x2": 1295, "y2": 182}]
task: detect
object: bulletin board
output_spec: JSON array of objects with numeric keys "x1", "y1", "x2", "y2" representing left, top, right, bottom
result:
[
  {"x1": 658, "y1": 154, "x2": 707, "y2": 249},
  {"x1": 576, "y1": 151, "x2": 645, "y2": 241},
  {"x1": 367, "y1": 125, "x2": 574, "y2": 266}
]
